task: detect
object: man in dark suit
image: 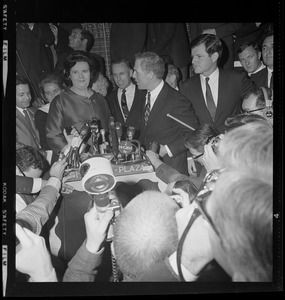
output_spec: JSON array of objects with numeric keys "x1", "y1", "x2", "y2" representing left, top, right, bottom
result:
[
  {"x1": 251, "y1": 32, "x2": 274, "y2": 89},
  {"x1": 16, "y1": 75, "x2": 41, "y2": 150},
  {"x1": 106, "y1": 59, "x2": 146, "y2": 140},
  {"x1": 180, "y1": 34, "x2": 254, "y2": 134},
  {"x1": 133, "y1": 52, "x2": 200, "y2": 175}
]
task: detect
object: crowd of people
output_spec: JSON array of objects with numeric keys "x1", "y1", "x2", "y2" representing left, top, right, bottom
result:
[{"x1": 14, "y1": 22, "x2": 274, "y2": 287}]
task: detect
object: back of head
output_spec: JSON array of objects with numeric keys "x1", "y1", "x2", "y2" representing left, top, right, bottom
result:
[
  {"x1": 113, "y1": 190, "x2": 179, "y2": 280},
  {"x1": 16, "y1": 145, "x2": 45, "y2": 172},
  {"x1": 134, "y1": 51, "x2": 165, "y2": 79},
  {"x1": 184, "y1": 123, "x2": 219, "y2": 152},
  {"x1": 224, "y1": 113, "x2": 272, "y2": 132},
  {"x1": 210, "y1": 170, "x2": 272, "y2": 281},
  {"x1": 80, "y1": 28, "x2": 95, "y2": 52},
  {"x1": 218, "y1": 122, "x2": 273, "y2": 184}
]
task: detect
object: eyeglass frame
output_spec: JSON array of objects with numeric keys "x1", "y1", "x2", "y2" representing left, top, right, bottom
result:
[
  {"x1": 241, "y1": 107, "x2": 265, "y2": 114},
  {"x1": 176, "y1": 168, "x2": 225, "y2": 281}
]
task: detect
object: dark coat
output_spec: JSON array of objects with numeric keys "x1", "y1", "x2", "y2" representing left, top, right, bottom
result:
[
  {"x1": 106, "y1": 85, "x2": 146, "y2": 140},
  {"x1": 139, "y1": 82, "x2": 200, "y2": 175},
  {"x1": 180, "y1": 68, "x2": 254, "y2": 133}
]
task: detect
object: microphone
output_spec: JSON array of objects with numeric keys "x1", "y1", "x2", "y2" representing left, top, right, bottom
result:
[
  {"x1": 126, "y1": 126, "x2": 135, "y2": 141},
  {"x1": 79, "y1": 123, "x2": 90, "y2": 139},
  {"x1": 115, "y1": 122, "x2": 123, "y2": 144},
  {"x1": 99, "y1": 129, "x2": 109, "y2": 154},
  {"x1": 108, "y1": 117, "x2": 118, "y2": 152}
]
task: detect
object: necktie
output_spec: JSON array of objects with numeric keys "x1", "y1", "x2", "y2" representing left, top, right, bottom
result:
[
  {"x1": 270, "y1": 71, "x2": 273, "y2": 89},
  {"x1": 205, "y1": 77, "x2": 216, "y2": 121},
  {"x1": 121, "y1": 89, "x2": 129, "y2": 119},
  {"x1": 144, "y1": 92, "x2": 151, "y2": 126},
  {"x1": 23, "y1": 109, "x2": 40, "y2": 148}
]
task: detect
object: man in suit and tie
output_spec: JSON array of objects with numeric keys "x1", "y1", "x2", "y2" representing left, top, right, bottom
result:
[
  {"x1": 106, "y1": 59, "x2": 146, "y2": 140},
  {"x1": 16, "y1": 75, "x2": 41, "y2": 150},
  {"x1": 180, "y1": 34, "x2": 254, "y2": 134},
  {"x1": 251, "y1": 32, "x2": 274, "y2": 90},
  {"x1": 133, "y1": 52, "x2": 200, "y2": 175}
]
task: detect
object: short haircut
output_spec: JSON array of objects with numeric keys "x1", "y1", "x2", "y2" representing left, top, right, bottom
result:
[
  {"x1": 237, "y1": 41, "x2": 261, "y2": 55},
  {"x1": 16, "y1": 75, "x2": 30, "y2": 87},
  {"x1": 38, "y1": 72, "x2": 66, "y2": 94},
  {"x1": 190, "y1": 34, "x2": 223, "y2": 59},
  {"x1": 16, "y1": 145, "x2": 45, "y2": 172},
  {"x1": 134, "y1": 51, "x2": 165, "y2": 79},
  {"x1": 224, "y1": 113, "x2": 272, "y2": 132},
  {"x1": 111, "y1": 58, "x2": 133, "y2": 70},
  {"x1": 63, "y1": 50, "x2": 99, "y2": 87},
  {"x1": 184, "y1": 123, "x2": 219, "y2": 153},
  {"x1": 173, "y1": 180, "x2": 198, "y2": 202},
  {"x1": 113, "y1": 190, "x2": 179, "y2": 280},
  {"x1": 218, "y1": 122, "x2": 273, "y2": 184},
  {"x1": 210, "y1": 170, "x2": 272, "y2": 281},
  {"x1": 80, "y1": 28, "x2": 95, "y2": 52},
  {"x1": 243, "y1": 85, "x2": 273, "y2": 108}
]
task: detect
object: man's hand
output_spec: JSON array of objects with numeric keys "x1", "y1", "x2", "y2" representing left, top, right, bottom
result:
[
  {"x1": 201, "y1": 144, "x2": 221, "y2": 173},
  {"x1": 187, "y1": 157, "x2": 197, "y2": 176},
  {"x1": 49, "y1": 156, "x2": 68, "y2": 180},
  {"x1": 146, "y1": 150, "x2": 163, "y2": 169},
  {"x1": 16, "y1": 224, "x2": 56, "y2": 281},
  {"x1": 84, "y1": 205, "x2": 114, "y2": 253}
]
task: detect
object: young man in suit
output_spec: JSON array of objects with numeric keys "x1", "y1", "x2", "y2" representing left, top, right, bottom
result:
[
  {"x1": 16, "y1": 75, "x2": 41, "y2": 150},
  {"x1": 180, "y1": 34, "x2": 254, "y2": 134},
  {"x1": 133, "y1": 52, "x2": 200, "y2": 175},
  {"x1": 106, "y1": 59, "x2": 146, "y2": 140}
]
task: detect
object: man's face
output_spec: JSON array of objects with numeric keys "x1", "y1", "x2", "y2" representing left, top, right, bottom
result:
[
  {"x1": 16, "y1": 166, "x2": 43, "y2": 178},
  {"x1": 191, "y1": 44, "x2": 216, "y2": 76},
  {"x1": 69, "y1": 61, "x2": 91, "y2": 90},
  {"x1": 262, "y1": 35, "x2": 273, "y2": 69},
  {"x1": 189, "y1": 148, "x2": 204, "y2": 166},
  {"x1": 16, "y1": 84, "x2": 31, "y2": 109},
  {"x1": 238, "y1": 46, "x2": 261, "y2": 74},
  {"x1": 132, "y1": 59, "x2": 150, "y2": 90},
  {"x1": 242, "y1": 94, "x2": 264, "y2": 116},
  {"x1": 69, "y1": 28, "x2": 84, "y2": 50},
  {"x1": 43, "y1": 82, "x2": 64, "y2": 103},
  {"x1": 112, "y1": 62, "x2": 133, "y2": 90}
]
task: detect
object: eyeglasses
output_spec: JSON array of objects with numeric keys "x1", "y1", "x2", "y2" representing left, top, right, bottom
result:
[
  {"x1": 176, "y1": 168, "x2": 225, "y2": 281},
  {"x1": 242, "y1": 107, "x2": 265, "y2": 114},
  {"x1": 193, "y1": 168, "x2": 225, "y2": 238}
]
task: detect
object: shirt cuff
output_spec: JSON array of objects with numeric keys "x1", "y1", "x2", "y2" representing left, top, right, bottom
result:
[
  {"x1": 31, "y1": 178, "x2": 42, "y2": 194},
  {"x1": 165, "y1": 145, "x2": 173, "y2": 157},
  {"x1": 29, "y1": 267, "x2": 58, "y2": 282},
  {"x1": 46, "y1": 176, "x2": 61, "y2": 191}
]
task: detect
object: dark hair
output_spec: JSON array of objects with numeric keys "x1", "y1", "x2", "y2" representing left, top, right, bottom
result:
[
  {"x1": 63, "y1": 50, "x2": 99, "y2": 87},
  {"x1": 243, "y1": 85, "x2": 272, "y2": 108},
  {"x1": 237, "y1": 41, "x2": 261, "y2": 55},
  {"x1": 173, "y1": 180, "x2": 198, "y2": 202},
  {"x1": 134, "y1": 52, "x2": 165, "y2": 79},
  {"x1": 224, "y1": 113, "x2": 271, "y2": 132},
  {"x1": 16, "y1": 75, "x2": 30, "y2": 87},
  {"x1": 111, "y1": 58, "x2": 133, "y2": 70},
  {"x1": 80, "y1": 29, "x2": 95, "y2": 52},
  {"x1": 184, "y1": 123, "x2": 219, "y2": 153},
  {"x1": 16, "y1": 145, "x2": 45, "y2": 172},
  {"x1": 190, "y1": 34, "x2": 223, "y2": 59},
  {"x1": 38, "y1": 72, "x2": 66, "y2": 94}
]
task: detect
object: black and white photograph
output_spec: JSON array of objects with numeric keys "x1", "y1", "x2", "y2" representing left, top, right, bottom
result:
[{"x1": 2, "y1": 0, "x2": 283, "y2": 296}]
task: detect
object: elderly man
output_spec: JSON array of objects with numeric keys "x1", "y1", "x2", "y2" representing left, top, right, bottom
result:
[{"x1": 132, "y1": 51, "x2": 200, "y2": 175}]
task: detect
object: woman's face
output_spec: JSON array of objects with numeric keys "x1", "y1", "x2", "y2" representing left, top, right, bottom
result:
[
  {"x1": 69, "y1": 61, "x2": 91, "y2": 90},
  {"x1": 43, "y1": 82, "x2": 64, "y2": 103}
]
